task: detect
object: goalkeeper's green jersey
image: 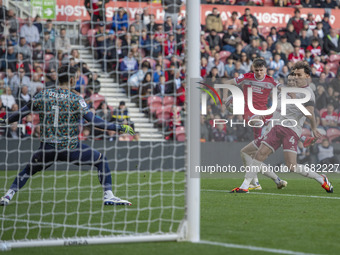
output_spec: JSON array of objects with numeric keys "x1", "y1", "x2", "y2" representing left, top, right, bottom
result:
[{"x1": 32, "y1": 88, "x2": 89, "y2": 149}]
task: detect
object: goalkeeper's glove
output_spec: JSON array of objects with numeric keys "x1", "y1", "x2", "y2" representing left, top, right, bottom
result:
[{"x1": 120, "y1": 125, "x2": 135, "y2": 135}]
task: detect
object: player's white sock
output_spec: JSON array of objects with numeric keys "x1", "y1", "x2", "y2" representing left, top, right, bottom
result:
[
  {"x1": 260, "y1": 163, "x2": 282, "y2": 185},
  {"x1": 4, "y1": 189, "x2": 15, "y2": 200},
  {"x1": 241, "y1": 151, "x2": 260, "y2": 186},
  {"x1": 296, "y1": 164, "x2": 324, "y2": 185},
  {"x1": 104, "y1": 190, "x2": 114, "y2": 199},
  {"x1": 240, "y1": 159, "x2": 262, "y2": 190}
]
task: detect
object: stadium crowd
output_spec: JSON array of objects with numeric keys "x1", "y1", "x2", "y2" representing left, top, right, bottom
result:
[{"x1": 1, "y1": 1, "x2": 340, "y2": 149}]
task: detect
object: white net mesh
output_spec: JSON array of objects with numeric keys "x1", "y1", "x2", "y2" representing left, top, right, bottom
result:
[{"x1": 0, "y1": 0, "x2": 187, "y2": 246}]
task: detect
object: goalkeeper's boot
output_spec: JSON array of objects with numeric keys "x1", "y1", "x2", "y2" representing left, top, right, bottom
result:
[
  {"x1": 229, "y1": 187, "x2": 249, "y2": 193},
  {"x1": 249, "y1": 184, "x2": 262, "y2": 191},
  {"x1": 303, "y1": 136, "x2": 317, "y2": 148},
  {"x1": 321, "y1": 174, "x2": 333, "y2": 193},
  {"x1": 104, "y1": 194, "x2": 132, "y2": 206},
  {"x1": 277, "y1": 180, "x2": 288, "y2": 189},
  {"x1": 0, "y1": 196, "x2": 10, "y2": 206}
]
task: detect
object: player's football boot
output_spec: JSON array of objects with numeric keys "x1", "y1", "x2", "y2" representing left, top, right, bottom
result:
[
  {"x1": 229, "y1": 187, "x2": 249, "y2": 193},
  {"x1": 248, "y1": 184, "x2": 262, "y2": 190},
  {"x1": 104, "y1": 195, "x2": 132, "y2": 206},
  {"x1": 0, "y1": 196, "x2": 10, "y2": 206},
  {"x1": 277, "y1": 180, "x2": 288, "y2": 189},
  {"x1": 321, "y1": 174, "x2": 333, "y2": 193},
  {"x1": 303, "y1": 136, "x2": 317, "y2": 148}
]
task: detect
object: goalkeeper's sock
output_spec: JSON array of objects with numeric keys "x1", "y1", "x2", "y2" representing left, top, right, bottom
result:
[
  {"x1": 95, "y1": 156, "x2": 112, "y2": 191},
  {"x1": 4, "y1": 189, "x2": 15, "y2": 200},
  {"x1": 104, "y1": 190, "x2": 114, "y2": 199},
  {"x1": 10, "y1": 165, "x2": 38, "y2": 192},
  {"x1": 240, "y1": 159, "x2": 262, "y2": 190},
  {"x1": 296, "y1": 164, "x2": 324, "y2": 185}
]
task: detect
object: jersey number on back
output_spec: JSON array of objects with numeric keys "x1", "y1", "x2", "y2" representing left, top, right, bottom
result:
[{"x1": 52, "y1": 105, "x2": 59, "y2": 128}]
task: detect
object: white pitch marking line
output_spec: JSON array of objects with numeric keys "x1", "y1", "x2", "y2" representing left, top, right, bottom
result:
[
  {"x1": 200, "y1": 240, "x2": 322, "y2": 255},
  {"x1": 0, "y1": 217, "x2": 134, "y2": 235},
  {"x1": 203, "y1": 189, "x2": 340, "y2": 200}
]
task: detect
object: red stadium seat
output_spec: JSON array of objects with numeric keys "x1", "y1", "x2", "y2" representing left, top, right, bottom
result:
[
  {"x1": 87, "y1": 29, "x2": 97, "y2": 47},
  {"x1": 90, "y1": 94, "x2": 106, "y2": 109},
  {"x1": 328, "y1": 54, "x2": 340, "y2": 63},
  {"x1": 219, "y1": 51, "x2": 232, "y2": 64},
  {"x1": 326, "y1": 128, "x2": 340, "y2": 142},
  {"x1": 326, "y1": 62, "x2": 339, "y2": 74},
  {"x1": 163, "y1": 96, "x2": 175, "y2": 106},
  {"x1": 156, "y1": 106, "x2": 172, "y2": 125},
  {"x1": 81, "y1": 21, "x2": 91, "y2": 35},
  {"x1": 147, "y1": 96, "x2": 162, "y2": 114},
  {"x1": 175, "y1": 126, "x2": 186, "y2": 142}
]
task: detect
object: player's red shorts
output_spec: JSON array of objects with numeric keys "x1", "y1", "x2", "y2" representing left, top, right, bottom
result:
[{"x1": 252, "y1": 125, "x2": 299, "y2": 153}]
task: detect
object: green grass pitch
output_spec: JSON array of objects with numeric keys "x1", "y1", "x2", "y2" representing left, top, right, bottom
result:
[{"x1": 1, "y1": 171, "x2": 340, "y2": 255}]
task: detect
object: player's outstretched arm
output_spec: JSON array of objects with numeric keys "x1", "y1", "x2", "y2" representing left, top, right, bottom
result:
[
  {"x1": 0, "y1": 103, "x2": 32, "y2": 125},
  {"x1": 83, "y1": 111, "x2": 135, "y2": 135}
]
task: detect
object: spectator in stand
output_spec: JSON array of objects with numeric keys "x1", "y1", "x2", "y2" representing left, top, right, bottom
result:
[
  {"x1": 164, "y1": 16, "x2": 174, "y2": 34},
  {"x1": 321, "y1": 103, "x2": 338, "y2": 130},
  {"x1": 222, "y1": 25, "x2": 240, "y2": 53},
  {"x1": 288, "y1": 46, "x2": 304, "y2": 63},
  {"x1": 16, "y1": 85, "x2": 30, "y2": 108},
  {"x1": 206, "y1": 52, "x2": 225, "y2": 77},
  {"x1": 14, "y1": 37, "x2": 31, "y2": 60},
  {"x1": 55, "y1": 28, "x2": 71, "y2": 54},
  {"x1": 87, "y1": 72, "x2": 101, "y2": 94},
  {"x1": 176, "y1": 81, "x2": 185, "y2": 106},
  {"x1": 322, "y1": 13, "x2": 332, "y2": 35},
  {"x1": 259, "y1": 41, "x2": 272, "y2": 66},
  {"x1": 5, "y1": 9, "x2": 17, "y2": 33},
  {"x1": 279, "y1": 65, "x2": 290, "y2": 80},
  {"x1": 323, "y1": 29, "x2": 340, "y2": 55},
  {"x1": 288, "y1": 0, "x2": 302, "y2": 7},
  {"x1": 249, "y1": 27, "x2": 265, "y2": 43},
  {"x1": 211, "y1": 122, "x2": 226, "y2": 142},
  {"x1": 132, "y1": 14, "x2": 144, "y2": 34},
  {"x1": 164, "y1": 0, "x2": 182, "y2": 26},
  {"x1": 128, "y1": 64, "x2": 148, "y2": 93},
  {"x1": 316, "y1": 22, "x2": 325, "y2": 39},
  {"x1": 146, "y1": 14, "x2": 157, "y2": 35},
  {"x1": 327, "y1": 86, "x2": 339, "y2": 109},
  {"x1": 230, "y1": 61, "x2": 245, "y2": 77},
  {"x1": 166, "y1": 105, "x2": 182, "y2": 140},
  {"x1": 9, "y1": 68, "x2": 30, "y2": 98},
  {"x1": 300, "y1": 29, "x2": 310, "y2": 49},
  {"x1": 111, "y1": 7, "x2": 128, "y2": 32},
  {"x1": 306, "y1": 38, "x2": 322, "y2": 58},
  {"x1": 153, "y1": 64, "x2": 164, "y2": 83},
  {"x1": 96, "y1": 101, "x2": 112, "y2": 122},
  {"x1": 224, "y1": 57, "x2": 235, "y2": 78},
  {"x1": 287, "y1": 8, "x2": 305, "y2": 35},
  {"x1": 302, "y1": 0, "x2": 316, "y2": 8},
  {"x1": 274, "y1": 0, "x2": 288, "y2": 6},
  {"x1": 3, "y1": 45, "x2": 16, "y2": 72},
  {"x1": 206, "y1": 29, "x2": 222, "y2": 51},
  {"x1": 317, "y1": 138, "x2": 340, "y2": 169},
  {"x1": 200, "y1": 116, "x2": 210, "y2": 142},
  {"x1": 324, "y1": 65, "x2": 336, "y2": 82},
  {"x1": 297, "y1": 141, "x2": 311, "y2": 164},
  {"x1": 32, "y1": 43, "x2": 44, "y2": 63},
  {"x1": 154, "y1": 24, "x2": 167, "y2": 43},
  {"x1": 224, "y1": 11, "x2": 242, "y2": 33},
  {"x1": 141, "y1": 7, "x2": 151, "y2": 27},
  {"x1": 270, "y1": 53, "x2": 285, "y2": 79},
  {"x1": 311, "y1": 56, "x2": 324, "y2": 76},
  {"x1": 322, "y1": 0, "x2": 338, "y2": 9},
  {"x1": 239, "y1": 8, "x2": 258, "y2": 27},
  {"x1": 286, "y1": 24, "x2": 299, "y2": 45},
  {"x1": 41, "y1": 31, "x2": 55, "y2": 56},
  {"x1": 268, "y1": 27, "x2": 280, "y2": 43},
  {"x1": 304, "y1": 49, "x2": 313, "y2": 65},
  {"x1": 243, "y1": 38, "x2": 260, "y2": 57},
  {"x1": 266, "y1": 36, "x2": 275, "y2": 52},
  {"x1": 120, "y1": 51, "x2": 139, "y2": 80},
  {"x1": 29, "y1": 72, "x2": 44, "y2": 96},
  {"x1": 0, "y1": 87, "x2": 16, "y2": 110},
  {"x1": 6, "y1": 122, "x2": 20, "y2": 139},
  {"x1": 95, "y1": 23, "x2": 108, "y2": 69},
  {"x1": 205, "y1": 7, "x2": 223, "y2": 33},
  {"x1": 231, "y1": 43, "x2": 243, "y2": 61},
  {"x1": 201, "y1": 57, "x2": 208, "y2": 78},
  {"x1": 43, "y1": 19, "x2": 56, "y2": 43},
  {"x1": 310, "y1": 28, "x2": 323, "y2": 48},
  {"x1": 33, "y1": 15, "x2": 42, "y2": 35},
  {"x1": 241, "y1": 17, "x2": 256, "y2": 44},
  {"x1": 164, "y1": 33, "x2": 178, "y2": 58},
  {"x1": 240, "y1": 53, "x2": 252, "y2": 73},
  {"x1": 20, "y1": 18, "x2": 40, "y2": 46},
  {"x1": 15, "y1": 53, "x2": 30, "y2": 74},
  {"x1": 154, "y1": 75, "x2": 173, "y2": 97},
  {"x1": 277, "y1": 35, "x2": 294, "y2": 59}
]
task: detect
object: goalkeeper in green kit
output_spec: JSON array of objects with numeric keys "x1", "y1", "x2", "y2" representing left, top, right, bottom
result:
[{"x1": 0, "y1": 66, "x2": 134, "y2": 206}]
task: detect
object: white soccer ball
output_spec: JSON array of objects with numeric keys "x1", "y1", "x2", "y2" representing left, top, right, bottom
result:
[{"x1": 225, "y1": 95, "x2": 233, "y2": 113}]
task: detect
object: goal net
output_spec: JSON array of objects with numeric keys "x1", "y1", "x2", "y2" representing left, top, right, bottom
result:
[{"x1": 0, "y1": 0, "x2": 200, "y2": 249}]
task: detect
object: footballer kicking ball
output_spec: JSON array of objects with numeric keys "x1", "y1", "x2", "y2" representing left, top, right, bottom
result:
[{"x1": 225, "y1": 95, "x2": 233, "y2": 113}]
